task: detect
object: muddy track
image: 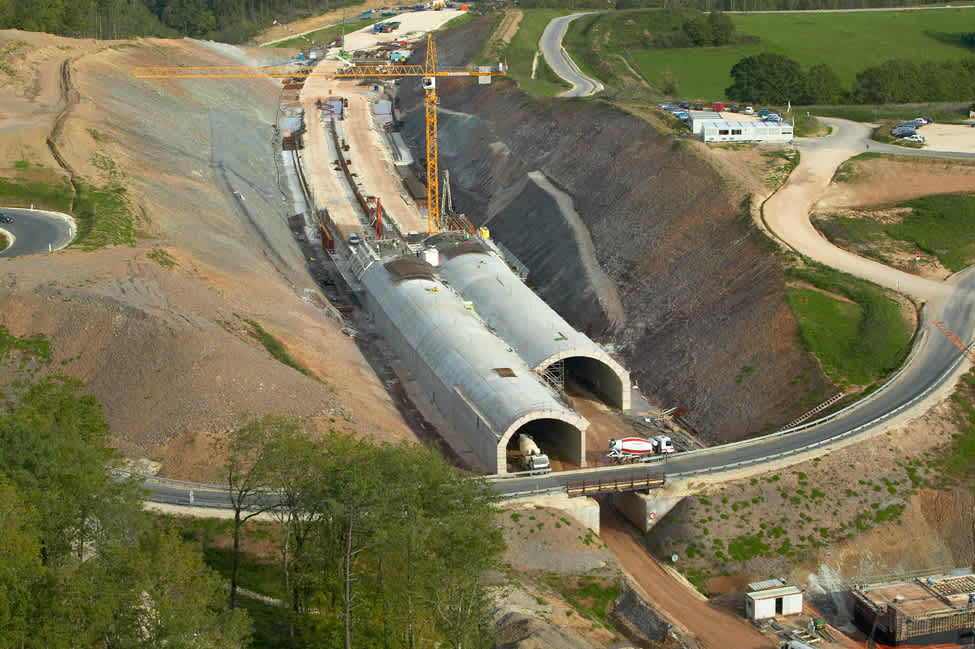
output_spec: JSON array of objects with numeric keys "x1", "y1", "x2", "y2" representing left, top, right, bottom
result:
[{"x1": 46, "y1": 57, "x2": 83, "y2": 210}]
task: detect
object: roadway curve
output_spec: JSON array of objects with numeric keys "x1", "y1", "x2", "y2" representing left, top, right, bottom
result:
[
  {"x1": 539, "y1": 13, "x2": 604, "y2": 98},
  {"x1": 0, "y1": 207, "x2": 75, "y2": 257},
  {"x1": 490, "y1": 118, "x2": 975, "y2": 496},
  {"x1": 131, "y1": 118, "x2": 975, "y2": 506}
]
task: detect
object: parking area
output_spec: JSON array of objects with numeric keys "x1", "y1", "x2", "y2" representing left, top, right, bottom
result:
[{"x1": 915, "y1": 122, "x2": 975, "y2": 154}]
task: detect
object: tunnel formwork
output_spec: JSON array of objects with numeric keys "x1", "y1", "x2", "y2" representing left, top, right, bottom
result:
[
  {"x1": 359, "y1": 255, "x2": 589, "y2": 473},
  {"x1": 434, "y1": 240, "x2": 630, "y2": 410}
]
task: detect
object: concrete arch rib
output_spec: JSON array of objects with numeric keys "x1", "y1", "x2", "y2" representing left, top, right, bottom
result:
[
  {"x1": 537, "y1": 350, "x2": 630, "y2": 411},
  {"x1": 497, "y1": 410, "x2": 589, "y2": 474}
]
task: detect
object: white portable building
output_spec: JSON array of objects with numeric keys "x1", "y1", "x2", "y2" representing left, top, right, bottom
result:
[
  {"x1": 745, "y1": 585, "x2": 803, "y2": 620},
  {"x1": 701, "y1": 120, "x2": 794, "y2": 143},
  {"x1": 689, "y1": 111, "x2": 721, "y2": 134}
]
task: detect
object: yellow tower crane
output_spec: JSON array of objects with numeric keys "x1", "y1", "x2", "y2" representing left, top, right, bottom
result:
[{"x1": 135, "y1": 34, "x2": 506, "y2": 235}]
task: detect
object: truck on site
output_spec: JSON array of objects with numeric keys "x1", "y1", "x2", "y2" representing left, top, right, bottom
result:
[
  {"x1": 517, "y1": 434, "x2": 552, "y2": 474},
  {"x1": 607, "y1": 435, "x2": 675, "y2": 463}
]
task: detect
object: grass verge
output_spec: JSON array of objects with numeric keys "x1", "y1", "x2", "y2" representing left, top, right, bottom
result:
[
  {"x1": 814, "y1": 194, "x2": 975, "y2": 273},
  {"x1": 498, "y1": 9, "x2": 577, "y2": 97},
  {"x1": 785, "y1": 264, "x2": 913, "y2": 387},
  {"x1": 238, "y1": 315, "x2": 309, "y2": 376}
]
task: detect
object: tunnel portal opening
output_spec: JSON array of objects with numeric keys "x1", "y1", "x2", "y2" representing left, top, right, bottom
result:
[
  {"x1": 504, "y1": 418, "x2": 585, "y2": 472},
  {"x1": 541, "y1": 356, "x2": 626, "y2": 410}
]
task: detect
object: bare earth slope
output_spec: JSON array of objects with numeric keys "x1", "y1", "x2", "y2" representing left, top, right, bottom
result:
[
  {"x1": 398, "y1": 19, "x2": 831, "y2": 442},
  {"x1": 0, "y1": 32, "x2": 416, "y2": 475}
]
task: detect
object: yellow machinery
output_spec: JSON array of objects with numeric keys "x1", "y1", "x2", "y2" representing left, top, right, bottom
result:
[{"x1": 135, "y1": 34, "x2": 506, "y2": 235}]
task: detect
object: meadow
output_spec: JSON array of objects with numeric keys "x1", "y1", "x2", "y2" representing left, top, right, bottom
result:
[{"x1": 585, "y1": 8, "x2": 975, "y2": 100}]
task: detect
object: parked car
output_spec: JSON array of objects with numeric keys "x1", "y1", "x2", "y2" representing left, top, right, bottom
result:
[
  {"x1": 0, "y1": 213, "x2": 13, "y2": 224},
  {"x1": 902, "y1": 134, "x2": 925, "y2": 143},
  {"x1": 730, "y1": 104, "x2": 741, "y2": 112},
  {"x1": 763, "y1": 112, "x2": 783, "y2": 122},
  {"x1": 744, "y1": 106, "x2": 754, "y2": 115},
  {"x1": 693, "y1": 101, "x2": 704, "y2": 110},
  {"x1": 679, "y1": 100, "x2": 690, "y2": 109},
  {"x1": 348, "y1": 233, "x2": 362, "y2": 245},
  {"x1": 891, "y1": 125, "x2": 916, "y2": 137},
  {"x1": 911, "y1": 118, "x2": 928, "y2": 128},
  {"x1": 758, "y1": 107, "x2": 770, "y2": 117}
]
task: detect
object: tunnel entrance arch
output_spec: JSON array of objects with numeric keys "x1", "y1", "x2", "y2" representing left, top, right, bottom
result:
[
  {"x1": 499, "y1": 412, "x2": 588, "y2": 474},
  {"x1": 539, "y1": 352, "x2": 628, "y2": 411}
]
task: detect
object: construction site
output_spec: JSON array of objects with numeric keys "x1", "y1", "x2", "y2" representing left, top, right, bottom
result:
[
  {"x1": 853, "y1": 573, "x2": 975, "y2": 646},
  {"x1": 136, "y1": 19, "x2": 649, "y2": 475}
]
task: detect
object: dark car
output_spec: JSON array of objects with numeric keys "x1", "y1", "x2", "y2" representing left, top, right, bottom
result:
[
  {"x1": 730, "y1": 104, "x2": 741, "y2": 112},
  {"x1": 693, "y1": 101, "x2": 704, "y2": 110},
  {"x1": 0, "y1": 213, "x2": 13, "y2": 224},
  {"x1": 679, "y1": 100, "x2": 690, "y2": 109}
]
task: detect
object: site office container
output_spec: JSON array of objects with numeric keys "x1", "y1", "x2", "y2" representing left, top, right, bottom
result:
[{"x1": 745, "y1": 587, "x2": 803, "y2": 620}]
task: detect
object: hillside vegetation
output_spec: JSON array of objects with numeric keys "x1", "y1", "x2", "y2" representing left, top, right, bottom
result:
[{"x1": 0, "y1": 0, "x2": 366, "y2": 43}]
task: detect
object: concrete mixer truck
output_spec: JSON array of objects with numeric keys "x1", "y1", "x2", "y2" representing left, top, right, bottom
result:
[
  {"x1": 607, "y1": 435, "x2": 675, "y2": 463},
  {"x1": 517, "y1": 434, "x2": 551, "y2": 474}
]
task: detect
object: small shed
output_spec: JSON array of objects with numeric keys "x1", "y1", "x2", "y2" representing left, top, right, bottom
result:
[
  {"x1": 701, "y1": 120, "x2": 794, "y2": 143},
  {"x1": 745, "y1": 585, "x2": 804, "y2": 620}
]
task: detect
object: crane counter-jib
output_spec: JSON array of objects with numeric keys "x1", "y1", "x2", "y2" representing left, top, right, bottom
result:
[
  {"x1": 133, "y1": 66, "x2": 502, "y2": 80},
  {"x1": 132, "y1": 32, "x2": 506, "y2": 235}
]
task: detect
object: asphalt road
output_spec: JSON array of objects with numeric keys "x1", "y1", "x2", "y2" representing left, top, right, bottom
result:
[
  {"x1": 491, "y1": 268, "x2": 975, "y2": 496},
  {"x1": 538, "y1": 13, "x2": 604, "y2": 98},
  {"x1": 139, "y1": 259, "x2": 975, "y2": 507},
  {"x1": 0, "y1": 207, "x2": 74, "y2": 257}
]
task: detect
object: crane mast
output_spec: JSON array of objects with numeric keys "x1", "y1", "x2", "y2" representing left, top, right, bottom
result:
[{"x1": 134, "y1": 33, "x2": 505, "y2": 235}]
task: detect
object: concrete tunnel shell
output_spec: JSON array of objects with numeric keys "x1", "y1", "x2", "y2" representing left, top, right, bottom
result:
[
  {"x1": 359, "y1": 256, "x2": 589, "y2": 474},
  {"x1": 434, "y1": 241, "x2": 631, "y2": 410}
]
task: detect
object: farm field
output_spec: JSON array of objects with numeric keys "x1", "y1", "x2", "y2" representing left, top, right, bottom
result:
[{"x1": 622, "y1": 8, "x2": 975, "y2": 100}]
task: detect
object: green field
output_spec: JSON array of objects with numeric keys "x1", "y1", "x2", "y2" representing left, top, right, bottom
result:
[
  {"x1": 610, "y1": 8, "x2": 975, "y2": 100},
  {"x1": 785, "y1": 265, "x2": 913, "y2": 387}
]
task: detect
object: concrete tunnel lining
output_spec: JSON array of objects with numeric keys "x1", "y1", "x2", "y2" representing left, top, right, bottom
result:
[
  {"x1": 359, "y1": 255, "x2": 590, "y2": 474},
  {"x1": 435, "y1": 245, "x2": 631, "y2": 411},
  {"x1": 498, "y1": 411, "x2": 589, "y2": 474}
]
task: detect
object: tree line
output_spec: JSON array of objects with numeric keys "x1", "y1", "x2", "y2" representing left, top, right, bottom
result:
[
  {"x1": 0, "y1": 0, "x2": 364, "y2": 43},
  {"x1": 516, "y1": 0, "x2": 958, "y2": 10},
  {"x1": 0, "y1": 368, "x2": 503, "y2": 648},
  {"x1": 725, "y1": 52, "x2": 975, "y2": 105},
  {"x1": 216, "y1": 415, "x2": 503, "y2": 648}
]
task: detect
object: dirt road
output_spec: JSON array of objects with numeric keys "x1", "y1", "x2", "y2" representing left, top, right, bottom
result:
[
  {"x1": 764, "y1": 118, "x2": 952, "y2": 306},
  {"x1": 601, "y1": 508, "x2": 775, "y2": 649}
]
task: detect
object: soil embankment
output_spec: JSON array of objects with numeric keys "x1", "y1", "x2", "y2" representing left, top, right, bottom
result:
[
  {"x1": 399, "y1": 19, "x2": 830, "y2": 442},
  {"x1": 0, "y1": 33, "x2": 418, "y2": 472}
]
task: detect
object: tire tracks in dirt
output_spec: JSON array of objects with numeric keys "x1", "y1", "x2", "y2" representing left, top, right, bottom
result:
[{"x1": 46, "y1": 57, "x2": 83, "y2": 211}]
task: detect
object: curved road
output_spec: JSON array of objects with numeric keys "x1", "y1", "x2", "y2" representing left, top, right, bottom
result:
[
  {"x1": 539, "y1": 13, "x2": 604, "y2": 98},
  {"x1": 0, "y1": 207, "x2": 74, "y2": 257},
  {"x1": 134, "y1": 120, "x2": 975, "y2": 507}
]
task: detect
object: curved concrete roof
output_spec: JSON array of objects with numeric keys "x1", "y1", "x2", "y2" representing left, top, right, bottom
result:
[
  {"x1": 360, "y1": 257, "x2": 588, "y2": 471},
  {"x1": 435, "y1": 241, "x2": 630, "y2": 409}
]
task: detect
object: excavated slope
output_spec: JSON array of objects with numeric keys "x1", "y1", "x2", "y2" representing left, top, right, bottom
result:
[{"x1": 400, "y1": 20, "x2": 829, "y2": 442}]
